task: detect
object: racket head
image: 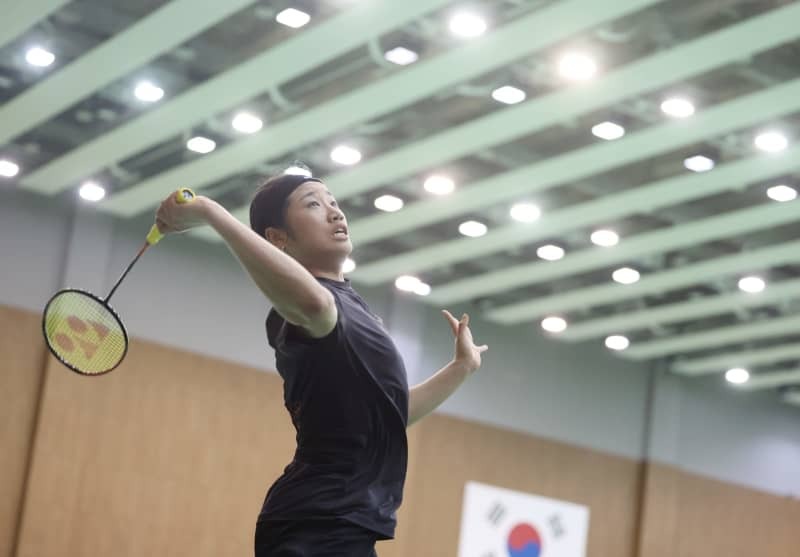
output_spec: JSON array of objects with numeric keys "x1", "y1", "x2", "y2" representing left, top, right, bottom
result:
[{"x1": 42, "y1": 289, "x2": 128, "y2": 376}]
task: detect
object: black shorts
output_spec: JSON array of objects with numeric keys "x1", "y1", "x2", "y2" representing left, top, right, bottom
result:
[{"x1": 254, "y1": 519, "x2": 378, "y2": 557}]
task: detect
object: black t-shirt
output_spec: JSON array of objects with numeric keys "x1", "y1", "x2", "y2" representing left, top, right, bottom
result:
[{"x1": 259, "y1": 277, "x2": 409, "y2": 540}]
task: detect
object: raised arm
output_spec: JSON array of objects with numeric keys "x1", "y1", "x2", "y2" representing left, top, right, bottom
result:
[
  {"x1": 407, "y1": 311, "x2": 488, "y2": 426},
  {"x1": 155, "y1": 194, "x2": 337, "y2": 338}
]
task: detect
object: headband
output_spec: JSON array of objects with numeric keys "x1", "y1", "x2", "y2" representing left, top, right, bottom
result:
[{"x1": 249, "y1": 175, "x2": 322, "y2": 235}]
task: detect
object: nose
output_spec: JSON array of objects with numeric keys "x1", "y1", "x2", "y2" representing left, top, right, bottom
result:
[{"x1": 328, "y1": 205, "x2": 345, "y2": 221}]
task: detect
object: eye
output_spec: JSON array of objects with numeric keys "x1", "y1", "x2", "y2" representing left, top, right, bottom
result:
[
  {"x1": 330, "y1": 200, "x2": 338, "y2": 207},
  {"x1": 307, "y1": 201, "x2": 320, "y2": 208}
]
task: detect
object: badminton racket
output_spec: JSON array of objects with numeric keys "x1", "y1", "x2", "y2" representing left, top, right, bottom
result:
[{"x1": 42, "y1": 187, "x2": 195, "y2": 376}]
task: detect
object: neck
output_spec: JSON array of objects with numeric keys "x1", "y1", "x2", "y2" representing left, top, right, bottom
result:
[{"x1": 306, "y1": 264, "x2": 345, "y2": 282}]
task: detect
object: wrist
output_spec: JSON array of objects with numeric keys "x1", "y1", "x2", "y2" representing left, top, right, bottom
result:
[{"x1": 449, "y1": 358, "x2": 474, "y2": 377}]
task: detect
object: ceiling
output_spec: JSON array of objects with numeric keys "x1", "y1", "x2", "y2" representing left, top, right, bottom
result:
[{"x1": 3, "y1": 0, "x2": 800, "y2": 407}]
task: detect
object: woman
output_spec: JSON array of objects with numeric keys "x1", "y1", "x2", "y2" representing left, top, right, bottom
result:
[{"x1": 156, "y1": 173, "x2": 488, "y2": 556}]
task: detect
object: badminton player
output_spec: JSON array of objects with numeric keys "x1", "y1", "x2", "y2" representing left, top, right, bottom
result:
[{"x1": 155, "y1": 174, "x2": 488, "y2": 556}]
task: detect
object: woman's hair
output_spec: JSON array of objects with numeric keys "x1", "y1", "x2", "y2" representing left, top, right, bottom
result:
[{"x1": 249, "y1": 174, "x2": 322, "y2": 238}]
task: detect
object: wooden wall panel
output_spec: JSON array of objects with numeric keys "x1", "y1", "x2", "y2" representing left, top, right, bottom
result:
[
  {"x1": 399, "y1": 415, "x2": 642, "y2": 557},
  {"x1": 5, "y1": 305, "x2": 800, "y2": 557},
  {"x1": 14, "y1": 336, "x2": 297, "y2": 557},
  {"x1": 0, "y1": 307, "x2": 47, "y2": 557},
  {"x1": 639, "y1": 463, "x2": 800, "y2": 557}
]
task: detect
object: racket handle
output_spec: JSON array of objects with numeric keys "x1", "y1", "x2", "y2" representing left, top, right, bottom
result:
[{"x1": 146, "y1": 188, "x2": 197, "y2": 245}]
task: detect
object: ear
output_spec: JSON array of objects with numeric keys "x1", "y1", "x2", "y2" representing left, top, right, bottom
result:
[{"x1": 265, "y1": 227, "x2": 288, "y2": 250}]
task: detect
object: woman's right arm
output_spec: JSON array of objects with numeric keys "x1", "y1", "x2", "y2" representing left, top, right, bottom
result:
[{"x1": 201, "y1": 198, "x2": 337, "y2": 338}]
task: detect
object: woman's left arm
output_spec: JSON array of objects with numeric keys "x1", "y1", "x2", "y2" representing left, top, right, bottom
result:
[{"x1": 407, "y1": 311, "x2": 488, "y2": 427}]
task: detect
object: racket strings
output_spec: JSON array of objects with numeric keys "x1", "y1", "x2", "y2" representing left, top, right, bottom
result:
[{"x1": 43, "y1": 291, "x2": 127, "y2": 375}]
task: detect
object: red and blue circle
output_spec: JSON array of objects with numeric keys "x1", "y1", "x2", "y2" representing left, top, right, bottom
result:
[{"x1": 507, "y1": 523, "x2": 542, "y2": 557}]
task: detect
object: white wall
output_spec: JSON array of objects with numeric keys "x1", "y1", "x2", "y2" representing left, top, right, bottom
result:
[{"x1": 2, "y1": 187, "x2": 799, "y2": 497}]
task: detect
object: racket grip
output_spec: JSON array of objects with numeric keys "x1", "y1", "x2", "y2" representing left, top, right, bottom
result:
[{"x1": 146, "y1": 188, "x2": 197, "y2": 245}]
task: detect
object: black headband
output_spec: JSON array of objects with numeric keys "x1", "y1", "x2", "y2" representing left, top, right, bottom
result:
[{"x1": 249, "y1": 175, "x2": 322, "y2": 236}]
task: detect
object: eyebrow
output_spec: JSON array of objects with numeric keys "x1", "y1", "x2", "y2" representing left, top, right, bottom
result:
[{"x1": 300, "y1": 189, "x2": 334, "y2": 200}]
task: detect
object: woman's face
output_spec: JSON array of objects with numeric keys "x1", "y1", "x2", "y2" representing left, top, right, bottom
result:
[{"x1": 279, "y1": 181, "x2": 352, "y2": 270}]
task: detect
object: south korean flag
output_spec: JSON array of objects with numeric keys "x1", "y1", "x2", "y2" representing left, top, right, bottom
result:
[{"x1": 458, "y1": 481, "x2": 590, "y2": 557}]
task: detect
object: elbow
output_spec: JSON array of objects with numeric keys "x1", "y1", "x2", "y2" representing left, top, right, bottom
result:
[{"x1": 302, "y1": 289, "x2": 335, "y2": 319}]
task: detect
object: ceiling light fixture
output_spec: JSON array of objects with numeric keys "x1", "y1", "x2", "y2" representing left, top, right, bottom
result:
[
  {"x1": 449, "y1": 12, "x2": 487, "y2": 38},
  {"x1": 684, "y1": 155, "x2": 715, "y2": 173},
  {"x1": 661, "y1": 97, "x2": 695, "y2": 118},
  {"x1": 25, "y1": 46, "x2": 55, "y2": 67},
  {"x1": 424, "y1": 174, "x2": 455, "y2": 195},
  {"x1": 541, "y1": 316, "x2": 567, "y2": 333},
  {"x1": 384, "y1": 47, "x2": 419, "y2": 66},
  {"x1": 134, "y1": 81, "x2": 164, "y2": 103},
  {"x1": 590, "y1": 229, "x2": 619, "y2": 247},
  {"x1": 491, "y1": 86, "x2": 526, "y2": 105},
  {"x1": 537, "y1": 244, "x2": 565, "y2": 261},
  {"x1": 458, "y1": 220, "x2": 488, "y2": 238},
  {"x1": 558, "y1": 52, "x2": 597, "y2": 81},
  {"x1": 766, "y1": 184, "x2": 797, "y2": 202},
  {"x1": 330, "y1": 145, "x2": 362, "y2": 165},
  {"x1": 79, "y1": 181, "x2": 106, "y2": 202},
  {"x1": 591, "y1": 121, "x2": 625, "y2": 141},
  {"x1": 186, "y1": 136, "x2": 216, "y2": 154},
  {"x1": 0, "y1": 159, "x2": 20, "y2": 178},
  {"x1": 374, "y1": 194, "x2": 404, "y2": 212},
  {"x1": 231, "y1": 112, "x2": 263, "y2": 134},
  {"x1": 276, "y1": 8, "x2": 311, "y2": 28}
]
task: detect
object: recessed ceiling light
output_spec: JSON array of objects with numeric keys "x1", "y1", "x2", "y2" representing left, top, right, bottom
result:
[
  {"x1": 612, "y1": 267, "x2": 640, "y2": 285},
  {"x1": 0, "y1": 159, "x2": 20, "y2": 178},
  {"x1": 725, "y1": 367, "x2": 750, "y2": 385},
  {"x1": 374, "y1": 194, "x2": 404, "y2": 212},
  {"x1": 276, "y1": 8, "x2": 311, "y2": 28},
  {"x1": 342, "y1": 257, "x2": 356, "y2": 273},
  {"x1": 396, "y1": 275, "x2": 430, "y2": 296},
  {"x1": 684, "y1": 155, "x2": 715, "y2": 173},
  {"x1": 510, "y1": 202, "x2": 541, "y2": 223},
  {"x1": 414, "y1": 281, "x2": 432, "y2": 296},
  {"x1": 384, "y1": 47, "x2": 418, "y2": 66},
  {"x1": 491, "y1": 85, "x2": 526, "y2": 105},
  {"x1": 537, "y1": 244, "x2": 564, "y2": 261},
  {"x1": 134, "y1": 81, "x2": 164, "y2": 102},
  {"x1": 186, "y1": 136, "x2": 216, "y2": 154},
  {"x1": 232, "y1": 112, "x2": 263, "y2": 134},
  {"x1": 79, "y1": 181, "x2": 106, "y2": 202},
  {"x1": 738, "y1": 276, "x2": 765, "y2": 293},
  {"x1": 605, "y1": 335, "x2": 630, "y2": 351},
  {"x1": 591, "y1": 121, "x2": 625, "y2": 141},
  {"x1": 661, "y1": 97, "x2": 695, "y2": 119},
  {"x1": 754, "y1": 131, "x2": 789, "y2": 153},
  {"x1": 25, "y1": 46, "x2": 55, "y2": 67},
  {"x1": 541, "y1": 316, "x2": 567, "y2": 333},
  {"x1": 330, "y1": 145, "x2": 362, "y2": 165},
  {"x1": 424, "y1": 174, "x2": 455, "y2": 195},
  {"x1": 591, "y1": 229, "x2": 619, "y2": 247},
  {"x1": 458, "y1": 220, "x2": 488, "y2": 238},
  {"x1": 283, "y1": 165, "x2": 312, "y2": 177},
  {"x1": 767, "y1": 184, "x2": 797, "y2": 202},
  {"x1": 449, "y1": 12, "x2": 487, "y2": 38},
  {"x1": 558, "y1": 52, "x2": 597, "y2": 81}
]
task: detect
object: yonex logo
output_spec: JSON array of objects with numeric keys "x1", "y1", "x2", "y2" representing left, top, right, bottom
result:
[{"x1": 53, "y1": 315, "x2": 110, "y2": 360}]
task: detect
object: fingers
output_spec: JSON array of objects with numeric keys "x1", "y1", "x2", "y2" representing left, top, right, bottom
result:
[{"x1": 442, "y1": 310, "x2": 459, "y2": 336}]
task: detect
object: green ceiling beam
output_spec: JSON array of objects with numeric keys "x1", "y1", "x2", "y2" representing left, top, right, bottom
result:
[
  {"x1": 0, "y1": 0, "x2": 259, "y2": 147},
  {"x1": 20, "y1": 0, "x2": 455, "y2": 194},
  {"x1": 204, "y1": 2, "x2": 800, "y2": 237},
  {"x1": 674, "y1": 343, "x2": 800, "y2": 376},
  {"x1": 480, "y1": 239, "x2": 800, "y2": 325},
  {"x1": 562, "y1": 279, "x2": 800, "y2": 342},
  {"x1": 352, "y1": 78, "x2": 800, "y2": 284},
  {"x1": 101, "y1": 0, "x2": 663, "y2": 216},
  {"x1": 427, "y1": 145, "x2": 800, "y2": 305},
  {"x1": 1, "y1": 0, "x2": 69, "y2": 49},
  {"x1": 329, "y1": 3, "x2": 800, "y2": 203},
  {"x1": 484, "y1": 201, "x2": 800, "y2": 324},
  {"x1": 620, "y1": 314, "x2": 800, "y2": 360},
  {"x1": 740, "y1": 369, "x2": 800, "y2": 391}
]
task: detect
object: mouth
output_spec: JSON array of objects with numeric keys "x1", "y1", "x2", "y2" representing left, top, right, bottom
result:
[{"x1": 333, "y1": 225, "x2": 349, "y2": 239}]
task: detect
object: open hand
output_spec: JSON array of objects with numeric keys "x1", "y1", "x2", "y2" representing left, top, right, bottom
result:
[{"x1": 442, "y1": 310, "x2": 488, "y2": 374}]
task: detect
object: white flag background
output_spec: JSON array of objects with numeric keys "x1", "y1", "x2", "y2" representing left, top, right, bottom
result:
[{"x1": 458, "y1": 481, "x2": 590, "y2": 557}]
